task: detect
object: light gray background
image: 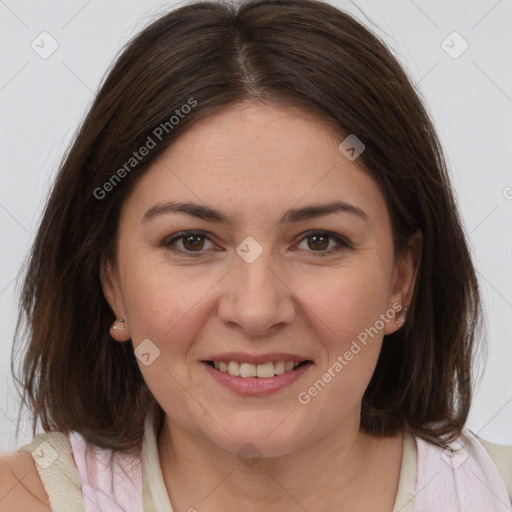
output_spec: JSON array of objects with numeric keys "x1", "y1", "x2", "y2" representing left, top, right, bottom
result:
[{"x1": 1, "y1": 0, "x2": 511, "y2": 453}]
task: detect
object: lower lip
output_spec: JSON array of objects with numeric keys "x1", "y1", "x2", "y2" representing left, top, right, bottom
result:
[{"x1": 201, "y1": 361, "x2": 313, "y2": 396}]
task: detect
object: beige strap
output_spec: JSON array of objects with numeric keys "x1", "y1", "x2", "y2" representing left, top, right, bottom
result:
[
  {"x1": 478, "y1": 436, "x2": 512, "y2": 502},
  {"x1": 142, "y1": 454, "x2": 157, "y2": 512},
  {"x1": 18, "y1": 432, "x2": 86, "y2": 512},
  {"x1": 141, "y1": 414, "x2": 175, "y2": 511},
  {"x1": 392, "y1": 429, "x2": 416, "y2": 512}
]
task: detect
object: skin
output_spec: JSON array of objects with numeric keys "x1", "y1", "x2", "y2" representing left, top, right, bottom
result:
[{"x1": 102, "y1": 101, "x2": 422, "y2": 511}]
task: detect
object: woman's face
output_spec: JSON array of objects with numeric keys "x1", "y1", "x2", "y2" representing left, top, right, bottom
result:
[{"x1": 102, "y1": 101, "x2": 421, "y2": 458}]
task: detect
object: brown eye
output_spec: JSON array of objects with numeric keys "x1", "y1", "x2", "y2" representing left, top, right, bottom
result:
[
  {"x1": 295, "y1": 231, "x2": 350, "y2": 255},
  {"x1": 307, "y1": 233, "x2": 330, "y2": 251},
  {"x1": 182, "y1": 234, "x2": 206, "y2": 251},
  {"x1": 163, "y1": 231, "x2": 216, "y2": 257}
]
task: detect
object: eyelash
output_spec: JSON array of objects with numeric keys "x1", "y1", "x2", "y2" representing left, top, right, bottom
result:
[{"x1": 161, "y1": 230, "x2": 352, "y2": 258}]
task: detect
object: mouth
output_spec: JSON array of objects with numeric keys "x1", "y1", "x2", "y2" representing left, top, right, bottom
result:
[
  {"x1": 201, "y1": 359, "x2": 314, "y2": 396},
  {"x1": 203, "y1": 360, "x2": 313, "y2": 378}
]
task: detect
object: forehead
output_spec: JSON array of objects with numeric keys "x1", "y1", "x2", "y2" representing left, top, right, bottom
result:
[{"x1": 123, "y1": 102, "x2": 387, "y2": 224}]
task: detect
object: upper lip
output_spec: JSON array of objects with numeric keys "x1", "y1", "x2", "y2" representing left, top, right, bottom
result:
[{"x1": 203, "y1": 352, "x2": 312, "y2": 365}]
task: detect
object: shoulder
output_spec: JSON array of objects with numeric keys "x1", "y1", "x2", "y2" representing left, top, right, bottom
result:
[
  {"x1": 0, "y1": 451, "x2": 51, "y2": 511},
  {"x1": 1, "y1": 429, "x2": 85, "y2": 512}
]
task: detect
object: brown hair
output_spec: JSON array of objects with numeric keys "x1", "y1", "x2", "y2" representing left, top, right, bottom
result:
[{"x1": 12, "y1": 0, "x2": 483, "y2": 452}]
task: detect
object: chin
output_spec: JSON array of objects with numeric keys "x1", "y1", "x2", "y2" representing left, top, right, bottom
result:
[{"x1": 205, "y1": 423, "x2": 308, "y2": 461}]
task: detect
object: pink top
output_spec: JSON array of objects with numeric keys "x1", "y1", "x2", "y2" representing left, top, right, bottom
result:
[
  {"x1": 70, "y1": 431, "x2": 143, "y2": 512},
  {"x1": 414, "y1": 429, "x2": 510, "y2": 511},
  {"x1": 68, "y1": 421, "x2": 511, "y2": 512}
]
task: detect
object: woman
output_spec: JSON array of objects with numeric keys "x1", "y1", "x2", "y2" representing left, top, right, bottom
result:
[{"x1": 1, "y1": 0, "x2": 511, "y2": 510}]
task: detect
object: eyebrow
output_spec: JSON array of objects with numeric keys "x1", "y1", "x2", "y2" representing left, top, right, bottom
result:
[{"x1": 142, "y1": 200, "x2": 368, "y2": 225}]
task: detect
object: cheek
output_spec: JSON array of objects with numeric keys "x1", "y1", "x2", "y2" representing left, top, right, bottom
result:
[
  {"x1": 299, "y1": 260, "x2": 391, "y2": 340},
  {"x1": 119, "y1": 260, "x2": 212, "y2": 414},
  {"x1": 123, "y1": 268, "x2": 213, "y2": 342},
  {"x1": 295, "y1": 263, "x2": 389, "y2": 396}
]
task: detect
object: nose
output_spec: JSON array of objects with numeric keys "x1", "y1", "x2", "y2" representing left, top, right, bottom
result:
[{"x1": 217, "y1": 248, "x2": 296, "y2": 336}]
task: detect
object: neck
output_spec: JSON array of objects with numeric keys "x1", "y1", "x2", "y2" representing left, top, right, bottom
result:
[{"x1": 157, "y1": 416, "x2": 403, "y2": 512}]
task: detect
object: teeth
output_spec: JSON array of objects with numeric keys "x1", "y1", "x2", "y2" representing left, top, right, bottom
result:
[
  {"x1": 240, "y1": 363, "x2": 257, "y2": 377},
  {"x1": 212, "y1": 360, "x2": 305, "y2": 378},
  {"x1": 274, "y1": 361, "x2": 286, "y2": 375},
  {"x1": 257, "y1": 362, "x2": 275, "y2": 378},
  {"x1": 228, "y1": 361, "x2": 240, "y2": 376}
]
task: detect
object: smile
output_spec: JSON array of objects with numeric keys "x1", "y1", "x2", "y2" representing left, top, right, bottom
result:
[
  {"x1": 202, "y1": 360, "x2": 314, "y2": 396},
  {"x1": 206, "y1": 360, "x2": 310, "y2": 378}
]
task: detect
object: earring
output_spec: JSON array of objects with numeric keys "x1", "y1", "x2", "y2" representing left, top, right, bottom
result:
[
  {"x1": 396, "y1": 307, "x2": 408, "y2": 325},
  {"x1": 110, "y1": 317, "x2": 130, "y2": 342},
  {"x1": 111, "y1": 317, "x2": 126, "y2": 330}
]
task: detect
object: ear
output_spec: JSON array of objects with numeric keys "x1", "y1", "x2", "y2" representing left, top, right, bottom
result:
[
  {"x1": 384, "y1": 230, "x2": 423, "y2": 335},
  {"x1": 100, "y1": 258, "x2": 131, "y2": 342}
]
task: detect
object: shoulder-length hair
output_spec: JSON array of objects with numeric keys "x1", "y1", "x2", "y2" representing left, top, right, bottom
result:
[{"x1": 12, "y1": 0, "x2": 483, "y2": 452}]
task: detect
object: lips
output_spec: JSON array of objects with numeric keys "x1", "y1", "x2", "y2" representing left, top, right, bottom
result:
[
  {"x1": 202, "y1": 353, "x2": 312, "y2": 379},
  {"x1": 200, "y1": 352, "x2": 313, "y2": 391},
  {"x1": 202, "y1": 359, "x2": 313, "y2": 395}
]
